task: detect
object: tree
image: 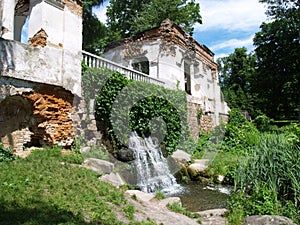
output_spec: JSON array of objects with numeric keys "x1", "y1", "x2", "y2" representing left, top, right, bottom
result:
[
  {"x1": 252, "y1": 0, "x2": 300, "y2": 120},
  {"x1": 217, "y1": 47, "x2": 256, "y2": 114},
  {"x1": 106, "y1": 0, "x2": 151, "y2": 40},
  {"x1": 106, "y1": 0, "x2": 201, "y2": 40},
  {"x1": 131, "y1": 0, "x2": 202, "y2": 35},
  {"x1": 82, "y1": 0, "x2": 107, "y2": 55}
]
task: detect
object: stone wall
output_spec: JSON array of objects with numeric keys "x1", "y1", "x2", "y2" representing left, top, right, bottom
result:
[
  {"x1": 187, "y1": 97, "x2": 214, "y2": 140},
  {"x1": 200, "y1": 115, "x2": 214, "y2": 134},
  {"x1": 187, "y1": 101, "x2": 201, "y2": 141}
]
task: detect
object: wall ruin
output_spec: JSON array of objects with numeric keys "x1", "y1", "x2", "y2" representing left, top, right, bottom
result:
[{"x1": 0, "y1": 78, "x2": 77, "y2": 152}]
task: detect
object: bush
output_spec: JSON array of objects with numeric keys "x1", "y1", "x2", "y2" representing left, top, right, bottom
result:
[
  {"x1": 0, "y1": 142, "x2": 14, "y2": 162},
  {"x1": 252, "y1": 114, "x2": 276, "y2": 132},
  {"x1": 222, "y1": 109, "x2": 259, "y2": 153}
]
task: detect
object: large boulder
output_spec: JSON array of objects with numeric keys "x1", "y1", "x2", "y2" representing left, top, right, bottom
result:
[
  {"x1": 199, "y1": 208, "x2": 228, "y2": 225},
  {"x1": 126, "y1": 190, "x2": 155, "y2": 202},
  {"x1": 187, "y1": 159, "x2": 209, "y2": 177},
  {"x1": 82, "y1": 158, "x2": 114, "y2": 175},
  {"x1": 243, "y1": 215, "x2": 297, "y2": 225},
  {"x1": 171, "y1": 150, "x2": 192, "y2": 167},
  {"x1": 100, "y1": 172, "x2": 125, "y2": 187}
]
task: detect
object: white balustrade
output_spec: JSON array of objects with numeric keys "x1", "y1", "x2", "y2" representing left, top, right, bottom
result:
[{"x1": 82, "y1": 51, "x2": 165, "y2": 87}]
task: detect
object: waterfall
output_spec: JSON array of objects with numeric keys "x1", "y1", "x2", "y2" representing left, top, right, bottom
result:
[{"x1": 129, "y1": 132, "x2": 181, "y2": 194}]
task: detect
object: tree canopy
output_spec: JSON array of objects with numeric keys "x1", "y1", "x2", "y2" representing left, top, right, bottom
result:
[
  {"x1": 217, "y1": 47, "x2": 256, "y2": 115},
  {"x1": 218, "y1": 0, "x2": 299, "y2": 121},
  {"x1": 82, "y1": 0, "x2": 107, "y2": 54},
  {"x1": 106, "y1": 0, "x2": 202, "y2": 40},
  {"x1": 253, "y1": 0, "x2": 300, "y2": 120}
]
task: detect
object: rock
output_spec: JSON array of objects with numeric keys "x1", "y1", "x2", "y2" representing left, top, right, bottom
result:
[
  {"x1": 198, "y1": 208, "x2": 228, "y2": 225},
  {"x1": 82, "y1": 158, "x2": 114, "y2": 175},
  {"x1": 80, "y1": 146, "x2": 91, "y2": 153},
  {"x1": 100, "y1": 172, "x2": 125, "y2": 187},
  {"x1": 217, "y1": 175, "x2": 225, "y2": 183},
  {"x1": 187, "y1": 159, "x2": 209, "y2": 177},
  {"x1": 116, "y1": 147, "x2": 136, "y2": 162},
  {"x1": 243, "y1": 215, "x2": 297, "y2": 225},
  {"x1": 155, "y1": 197, "x2": 182, "y2": 208},
  {"x1": 171, "y1": 150, "x2": 191, "y2": 166},
  {"x1": 126, "y1": 190, "x2": 155, "y2": 202}
]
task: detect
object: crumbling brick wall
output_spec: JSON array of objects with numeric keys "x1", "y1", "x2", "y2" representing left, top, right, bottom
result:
[
  {"x1": 0, "y1": 80, "x2": 77, "y2": 152},
  {"x1": 23, "y1": 85, "x2": 75, "y2": 147}
]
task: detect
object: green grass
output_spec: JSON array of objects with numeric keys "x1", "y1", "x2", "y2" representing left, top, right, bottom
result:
[
  {"x1": 166, "y1": 202, "x2": 201, "y2": 219},
  {"x1": 154, "y1": 190, "x2": 166, "y2": 200},
  {"x1": 0, "y1": 146, "x2": 143, "y2": 225}
]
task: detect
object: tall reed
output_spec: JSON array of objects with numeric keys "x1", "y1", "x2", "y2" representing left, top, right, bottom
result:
[{"x1": 235, "y1": 133, "x2": 300, "y2": 209}]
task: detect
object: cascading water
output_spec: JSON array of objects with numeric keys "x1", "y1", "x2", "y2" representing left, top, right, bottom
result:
[{"x1": 129, "y1": 132, "x2": 181, "y2": 194}]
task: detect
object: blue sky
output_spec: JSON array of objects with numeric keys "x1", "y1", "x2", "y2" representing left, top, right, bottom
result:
[{"x1": 94, "y1": 0, "x2": 268, "y2": 59}]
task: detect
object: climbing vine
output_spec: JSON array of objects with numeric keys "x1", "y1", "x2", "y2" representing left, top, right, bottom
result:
[{"x1": 82, "y1": 67, "x2": 189, "y2": 156}]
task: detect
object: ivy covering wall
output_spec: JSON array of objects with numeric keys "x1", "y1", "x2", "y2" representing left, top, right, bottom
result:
[{"x1": 82, "y1": 67, "x2": 190, "y2": 158}]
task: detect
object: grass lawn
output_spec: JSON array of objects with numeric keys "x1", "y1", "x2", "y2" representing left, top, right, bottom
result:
[{"x1": 0, "y1": 147, "x2": 139, "y2": 225}]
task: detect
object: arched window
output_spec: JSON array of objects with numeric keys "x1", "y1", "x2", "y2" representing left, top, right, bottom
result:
[{"x1": 132, "y1": 57, "x2": 149, "y2": 75}]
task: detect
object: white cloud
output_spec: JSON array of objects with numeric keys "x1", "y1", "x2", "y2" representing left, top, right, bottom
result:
[
  {"x1": 93, "y1": 1, "x2": 109, "y2": 23},
  {"x1": 195, "y1": 0, "x2": 267, "y2": 32},
  {"x1": 210, "y1": 35, "x2": 254, "y2": 52}
]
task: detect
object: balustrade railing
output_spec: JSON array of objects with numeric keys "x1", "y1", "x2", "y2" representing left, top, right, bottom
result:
[{"x1": 82, "y1": 51, "x2": 165, "y2": 87}]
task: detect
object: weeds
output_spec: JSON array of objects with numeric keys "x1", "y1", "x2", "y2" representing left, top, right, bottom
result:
[
  {"x1": 167, "y1": 202, "x2": 201, "y2": 219},
  {"x1": 155, "y1": 189, "x2": 166, "y2": 200}
]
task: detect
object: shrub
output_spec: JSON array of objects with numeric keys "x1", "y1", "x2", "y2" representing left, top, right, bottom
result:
[
  {"x1": 222, "y1": 109, "x2": 259, "y2": 153},
  {"x1": 0, "y1": 142, "x2": 14, "y2": 162},
  {"x1": 252, "y1": 114, "x2": 276, "y2": 132}
]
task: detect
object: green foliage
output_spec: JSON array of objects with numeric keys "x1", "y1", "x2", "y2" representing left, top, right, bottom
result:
[
  {"x1": 252, "y1": 114, "x2": 276, "y2": 132},
  {"x1": 82, "y1": 0, "x2": 107, "y2": 54},
  {"x1": 166, "y1": 202, "x2": 201, "y2": 219},
  {"x1": 0, "y1": 142, "x2": 15, "y2": 162},
  {"x1": 279, "y1": 123, "x2": 300, "y2": 145},
  {"x1": 207, "y1": 151, "x2": 240, "y2": 184},
  {"x1": 155, "y1": 189, "x2": 166, "y2": 200},
  {"x1": 222, "y1": 109, "x2": 259, "y2": 153},
  {"x1": 82, "y1": 67, "x2": 189, "y2": 156},
  {"x1": 82, "y1": 144, "x2": 110, "y2": 161},
  {"x1": 131, "y1": 0, "x2": 201, "y2": 35},
  {"x1": 197, "y1": 108, "x2": 202, "y2": 120},
  {"x1": 0, "y1": 147, "x2": 138, "y2": 225},
  {"x1": 252, "y1": 0, "x2": 300, "y2": 120},
  {"x1": 106, "y1": 0, "x2": 201, "y2": 40},
  {"x1": 217, "y1": 47, "x2": 256, "y2": 115},
  {"x1": 123, "y1": 204, "x2": 135, "y2": 220},
  {"x1": 229, "y1": 133, "x2": 300, "y2": 223}
]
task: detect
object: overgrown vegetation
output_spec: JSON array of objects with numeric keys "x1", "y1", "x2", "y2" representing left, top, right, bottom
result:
[
  {"x1": 191, "y1": 109, "x2": 300, "y2": 224},
  {"x1": 0, "y1": 146, "x2": 152, "y2": 225},
  {"x1": 0, "y1": 142, "x2": 15, "y2": 162},
  {"x1": 227, "y1": 133, "x2": 300, "y2": 224},
  {"x1": 82, "y1": 67, "x2": 189, "y2": 157},
  {"x1": 166, "y1": 202, "x2": 201, "y2": 220}
]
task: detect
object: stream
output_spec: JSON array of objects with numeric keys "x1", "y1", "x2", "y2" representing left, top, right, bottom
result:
[{"x1": 170, "y1": 182, "x2": 233, "y2": 212}]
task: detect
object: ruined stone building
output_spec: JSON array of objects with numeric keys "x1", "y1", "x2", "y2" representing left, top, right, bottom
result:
[
  {"x1": 0, "y1": 0, "x2": 82, "y2": 152},
  {"x1": 104, "y1": 19, "x2": 229, "y2": 138},
  {"x1": 0, "y1": 0, "x2": 228, "y2": 152}
]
